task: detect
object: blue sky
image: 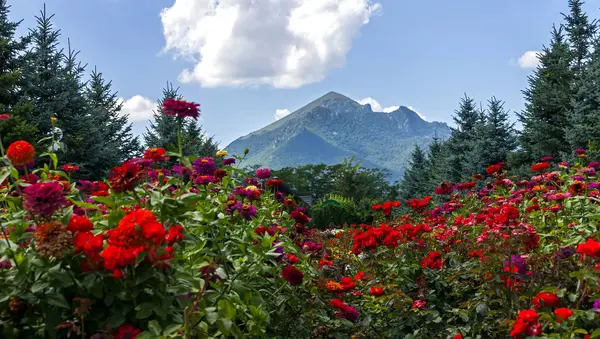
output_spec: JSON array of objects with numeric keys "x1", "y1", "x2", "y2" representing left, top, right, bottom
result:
[{"x1": 9, "y1": 0, "x2": 600, "y2": 147}]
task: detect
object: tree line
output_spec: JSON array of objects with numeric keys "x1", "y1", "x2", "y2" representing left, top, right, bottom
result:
[
  {"x1": 0, "y1": 1, "x2": 217, "y2": 179},
  {"x1": 399, "y1": 0, "x2": 599, "y2": 200}
]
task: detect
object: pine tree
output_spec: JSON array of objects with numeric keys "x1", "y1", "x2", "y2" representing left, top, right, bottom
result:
[
  {"x1": 480, "y1": 97, "x2": 517, "y2": 166},
  {"x1": 562, "y1": 0, "x2": 596, "y2": 77},
  {"x1": 517, "y1": 25, "x2": 573, "y2": 163},
  {"x1": 425, "y1": 136, "x2": 446, "y2": 193},
  {"x1": 399, "y1": 144, "x2": 429, "y2": 200},
  {"x1": 144, "y1": 83, "x2": 219, "y2": 157},
  {"x1": 85, "y1": 67, "x2": 142, "y2": 168},
  {"x1": 567, "y1": 38, "x2": 600, "y2": 157},
  {"x1": 21, "y1": 5, "x2": 65, "y2": 138},
  {"x1": 443, "y1": 95, "x2": 481, "y2": 183},
  {"x1": 0, "y1": 0, "x2": 37, "y2": 145}
]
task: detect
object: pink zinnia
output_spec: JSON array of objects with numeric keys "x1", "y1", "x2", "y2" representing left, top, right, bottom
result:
[
  {"x1": 23, "y1": 182, "x2": 67, "y2": 218},
  {"x1": 256, "y1": 168, "x2": 271, "y2": 179}
]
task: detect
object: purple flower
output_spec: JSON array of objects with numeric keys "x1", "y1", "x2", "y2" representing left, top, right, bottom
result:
[
  {"x1": 172, "y1": 164, "x2": 191, "y2": 177},
  {"x1": 540, "y1": 156, "x2": 553, "y2": 162},
  {"x1": 594, "y1": 299, "x2": 600, "y2": 311},
  {"x1": 23, "y1": 182, "x2": 67, "y2": 218},
  {"x1": 555, "y1": 246, "x2": 576, "y2": 260},
  {"x1": 193, "y1": 157, "x2": 216, "y2": 175},
  {"x1": 244, "y1": 177, "x2": 259, "y2": 186},
  {"x1": 504, "y1": 255, "x2": 527, "y2": 275},
  {"x1": 256, "y1": 168, "x2": 271, "y2": 179},
  {"x1": 0, "y1": 259, "x2": 12, "y2": 270},
  {"x1": 273, "y1": 241, "x2": 285, "y2": 261},
  {"x1": 589, "y1": 162, "x2": 600, "y2": 169},
  {"x1": 193, "y1": 175, "x2": 217, "y2": 185},
  {"x1": 573, "y1": 175, "x2": 586, "y2": 181},
  {"x1": 223, "y1": 158, "x2": 236, "y2": 166},
  {"x1": 302, "y1": 241, "x2": 323, "y2": 255},
  {"x1": 589, "y1": 182, "x2": 600, "y2": 189},
  {"x1": 15, "y1": 161, "x2": 35, "y2": 172},
  {"x1": 238, "y1": 204, "x2": 257, "y2": 220}
]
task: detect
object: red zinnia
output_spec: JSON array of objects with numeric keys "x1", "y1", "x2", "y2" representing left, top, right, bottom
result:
[
  {"x1": 114, "y1": 323, "x2": 142, "y2": 339},
  {"x1": 577, "y1": 238, "x2": 600, "y2": 258},
  {"x1": 554, "y1": 307, "x2": 573, "y2": 323},
  {"x1": 162, "y1": 98, "x2": 200, "y2": 120},
  {"x1": 282, "y1": 265, "x2": 303, "y2": 286},
  {"x1": 67, "y1": 215, "x2": 94, "y2": 234},
  {"x1": 143, "y1": 147, "x2": 169, "y2": 162},
  {"x1": 532, "y1": 292, "x2": 560, "y2": 309},
  {"x1": 531, "y1": 162, "x2": 550, "y2": 172},
  {"x1": 109, "y1": 160, "x2": 146, "y2": 193},
  {"x1": 7, "y1": 140, "x2": 35, "y2": 166},
  {"x1": 0, "y1": 114, "x2": 10, "y2": 120},
  {"x1": 370, "y1": 286, "x2": 384, "y2": 296}
]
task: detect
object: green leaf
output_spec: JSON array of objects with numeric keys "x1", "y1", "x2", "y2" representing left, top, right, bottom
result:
[
  {"x1": 591, "y1": 328, "x2": 600, "y2": 338},
  {"x1": 148, "y1": 320, "x2": 161, "y2": 335},
  {"x1": 134, "y1": 332, "x2": 157, "y2": 339},
  {"x1": 163, "y1": 324, "x2": 181, "y2": 335},
  {"x1": 46, "y1": 293, "x2": 70, "y2": 309},
  {"x1": 92, "y1": 196, "x2": 114, "y2": 206},
  {"x1": 181, "y1": 157, "x2": 192, "y2": 170},
  {"x1": 217, "y1": 318, "x2": 233, "y2": 334},
  {"x1": 135, "y1": 303, "x2": 154, "y2": 319},
  {"x1": 218, "y1": 299, "x2": 237, "y2": 319},
  {"x1": 31, "y1": 281, "x2": 49, "y2": 294}
]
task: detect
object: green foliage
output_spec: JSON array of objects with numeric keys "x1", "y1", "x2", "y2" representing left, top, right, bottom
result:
[
  {"x1": 399, "y1": 145, "x2": 429, "y2": 200},
  {"x1": 310, "y1": 194, "x2": 373, "y2": 229}
]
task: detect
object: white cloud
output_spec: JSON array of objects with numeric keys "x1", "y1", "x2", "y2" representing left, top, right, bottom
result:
[
  {"x1": 275, "y1": 108, "x2": 291, "y2": 120},
  {"x1": 513, "y1": 50, "x2": 541, "y2": 69},
  {"x1": 357, "y1": 97, "x2": 399, "y2": 114},
  {"x1": 118, "y1": 95, "x2": 155, "y2": 122},
  {"x1": 160, "y1": 0, "x2": 381, "y2": 88}
]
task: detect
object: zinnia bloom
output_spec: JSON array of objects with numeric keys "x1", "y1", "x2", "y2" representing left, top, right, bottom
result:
[
  {"x1": 282, "y1": 265, "x2": 303, "y2": 286},
  {"x1": 67, "y1": 215, "x2": 94, "y2": 234},
  {"x1": 61, "y1": 164, "x2": 79, "y2": 173},
  {"x1": 23, "y1": 182, "x2": 67, "y2": 217},
  {"x1": 532, "y1": 292, "x2": 560, "y2": 308},
  {"x1": 577, "y1": 238, "x2": 600, "y2": 258},
  {"x1": 223, "y1": 158, "x2": 236, "y2": 166},
  {"x1": 6, "y1": 140, "x2": 35, "y2": 166},
  {"x1": 531, "y1": 162, "x2": 550, "y2": 172},
  {"x1": 109, "y1": 160, "x2": 146, "y2": 193},
  {"x1": 0, "y1": 114, "x2": 9, "y2": 120},
  {"x1": 370, "y1": 286, "x2": 384, "y2": 296},
  {"x1": 256, "y1": 168, "x2": 271, "y2": 179},
  {"x1": 162, "y1": 98, "x2": 200, "y2": 120},
  {"x1": 143, "y1": 147, "x2": 169, "y2": 162},
  {"x1": 34, "y1": 221, "x2": 72, "y2": 259},
  {"x1": 510, "y1": 309, "x2": 540, "y2": 337},
  {"x1": 114, "y1": 323, "x2": 142, "y2": 339},
  {"x1": 193, "y1": 157, "x2": 216, "y2": 175},
  {"x1": 554, "y1": 307, "x2": 573, "y2": 323}
]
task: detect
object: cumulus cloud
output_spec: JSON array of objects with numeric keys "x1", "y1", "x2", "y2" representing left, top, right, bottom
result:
[
  {"x1": 512, "y1": 50, "x2": 541, "y2": 69},
  {"x1": 275, "y1": 108, "x2": 291, "y2": 120},
  {"x1": 357, "y1": 97, "x2": 399, "y2": 114},
  {"x1": 118, "y1": 95, "x2": 155, "y2": 122},
  {"x1": 160, "y1": 0, "x2": 381, "y2": 88}
]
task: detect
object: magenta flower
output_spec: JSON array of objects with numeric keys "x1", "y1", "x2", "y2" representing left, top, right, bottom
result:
[
  {"x1": 162, "y1": 98, "x2": 200, "y2": 120},
  {"x1": 193, "y1": 157, "x2": 216, "y2": 175},
  {"x1": 256, "y1": 168, "x2": 271, "y2": 179},
  {"x1": 23, "y1": 182, "x2": 67, "y2": 218}
]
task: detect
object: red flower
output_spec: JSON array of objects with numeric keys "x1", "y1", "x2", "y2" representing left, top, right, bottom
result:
[
  {"x1": 282, "y1": 265, "x2": 303, "y2": 286},
  {"x1": 340, "y1": 277, "x2": 355, "y2": 292},
  {"x1": 162, "y1": 98, "x2": 200, "y2": 120},
  {"x1": 6, "y1": 140, "x2": 35, "y2": 166},
  {"x1": 531, "y1": 162, "x2": 550, "y2": 172},
  {"x1": 328, "y1": 299, "x2": 359, "y2": 322},
  {"x1": 286, "y1": 254, "x2": 299, "y2": 264},
  {"x1": 354, "y1": 271, "x2": 365, "y2": 281},
  {"x1": 370, "y1": 286, "x2": 384, "y2": 296},
  {"x1": 109, "y1": 160, "x2": 146, "y2": 193},
  {"x1": 0, "y1": 114, "x2": 9, "y2": 120},
  {"x1": 290, "y1": 209, "x2": 311, "y2": 224},
  {"x1": 510, "y1": 309, "x2": 540, "y2": 337},
  {"x1": 61, "y1": 164, "x2": 79, "y2": 173},
  {"x1": 67, "y1": 215, "x2": 94, "y2": 234},
  {"x1": 319, "y1": 259, "x2": 333, "y2": 268},
  {"x1": 532, "y1": 292, "x2": 560, "y2": 309},
  {"x1": 115, "y1": 323, "x2": 141, "y2": 339},
  {"x1": 266, "y1": 179, "x2": 283, "y2": 187},
  {"x1": 577, "y1": 238, "x2": 600, "y2": 258},
  {"x1": 486, "y1": 164, "x2": 503, "y2": 176},
  {"x1": 143, "y1": 147, "x2": 169, "y2": 162},
  {"x1": 165, "y1": 224, "x2": 184, "y2": 245},
  {"x1": 454, "y1": 335, "x2": 463, "y2": 339},
  {"x1": 411, "y1": 299, "x2": 426, "y2": 309},
  {"x1": 554, "y1": 307, "x2": 573, "y2": 323},
  {"x1": 73, "y1": 232, "x2": 104, "y2": 256},
  {"x1": 420, "y1": 251, "x2": 442, "y2": 270}
]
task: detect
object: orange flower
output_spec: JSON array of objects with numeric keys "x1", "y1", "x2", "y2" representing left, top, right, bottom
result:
[
  {"x1": 326, "y1": 281, "x2": 344, "y2": 292},
  {"x1": 6, "y1": 140, "x2": 35, "y2": 166}
]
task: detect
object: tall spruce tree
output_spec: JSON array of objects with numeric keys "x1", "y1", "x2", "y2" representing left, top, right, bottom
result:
[
  {"x1": 85, "y1": 67, "x2": 142, "y2": 171},
  {"x1": 479, "y1": 97, "x2": 517, "y2": 166},
  {"x1": 399, "y1": 144, "x2": 429, "y2": 200},
  {"x1": 21, "y1": 5, "x2": 65, "y2": 139},
  {"x1": 562, "y1": 0, "x2": 596, "y2": 78},
  {"x1": 425, "y1": 136, "x2": 446, "y2": 193},
  {"x1": 0, "y1": 0, "x2": 37, "y2": 145},
  {"x1": 144, "y1": 83, "x2": 219, "y2": 157},
  {"x1": 443, "y1": 95, "x2": 481, "y2": 183},
  {"x1": 517, "y1": 25, "x2": 574, "y2": 163}
]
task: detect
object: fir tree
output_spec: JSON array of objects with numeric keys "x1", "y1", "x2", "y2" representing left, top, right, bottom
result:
[
  {"x1": 85, "y1": 67, "x2": 142, "y2": 169},
  {"x1": 562, "y1": 0, "x2": 596, "y2": 77},
  {"x1": 399, "y1": 144, "x2": 429, "y2": 200},
  {"x1": 425, "y1": 136, "x2": 446, "y2": 193},
  {"x1": 480, "y1": 97, "x2": 517, "y2": 166},
  {"x1": 443, "y1": 95, "x2": 481, "y2": 183},
  {"x1": 183, "y1": 119, "x2": 219, "y2": 158},
  {"x1": 21, "y1": 5, "x2": 65, "y2": 138},
  {"x1": 517, "y1": 25, "x2": 573, "y2": 163},
  {"x1": 0, "y1": 0, "x2": 37, "y2": 145}
]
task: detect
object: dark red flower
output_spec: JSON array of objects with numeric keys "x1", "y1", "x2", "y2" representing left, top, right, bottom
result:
[
  {"x1": 162, "y1": 98, "x2": 200, "y2": 120},
  {"x1": 282, "y1": 265, "x2": 303, "y2": 286},
  {"x1": 115, "y1": 323, "x2": 142, "y2": 339},
  {"x1": 109, "y1": 160, "x2": 146, "y2": 193},
  {"x1": 61, "y1": 164, "x2": 80, "y2": 173},
  {"x1": 23, "y1": 182, "x2": 67, "y2": 218}
]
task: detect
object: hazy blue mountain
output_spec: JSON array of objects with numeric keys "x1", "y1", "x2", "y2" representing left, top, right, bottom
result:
[{"x1": 225, "y1": 91, "x2": 451, "y2": 179}]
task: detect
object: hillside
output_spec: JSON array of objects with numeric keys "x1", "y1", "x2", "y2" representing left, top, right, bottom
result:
[{"x1": 225, "y1": 91, "x2": 451, "y2": 179}]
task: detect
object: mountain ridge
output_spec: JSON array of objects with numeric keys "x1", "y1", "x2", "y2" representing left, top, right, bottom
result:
[{"x1": 226, "y1": 91, "x2": 451, "y2": 179}]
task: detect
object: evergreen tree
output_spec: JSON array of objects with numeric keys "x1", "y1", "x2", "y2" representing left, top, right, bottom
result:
[
  {"x1": 425, "y1": 136, "x2": 446, "y2": 193},
  {"x1": 21, "y1": 5, "x2": 65, "y2": 138},
  {"x1": 567, "y1": 37, "x2": 600, "y2": 157},
  {"x1": 85, "y1": 67, "x2": 142, "y2": 170},
  {"x1": 517, "y1": 25, "x2": 573, "y2": 163},
  {"x1": 0, "y1": 0, "x2": 37, "y2": 145},
  {"x1": 443, "y1": 95, "x2": 481, "y2": 183},
  {"x1": 479, "y1": 97, "x2": 517, "y2": 166},
  {"x1": 562, "y1": 0, "x2": 596, "y2": 77},
  {"x1": 144, "y1": 83, "x2": 219, "y2": 157},
  {"x1": 399, "y1": 144, "x2": 429, "y2": 200}
]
